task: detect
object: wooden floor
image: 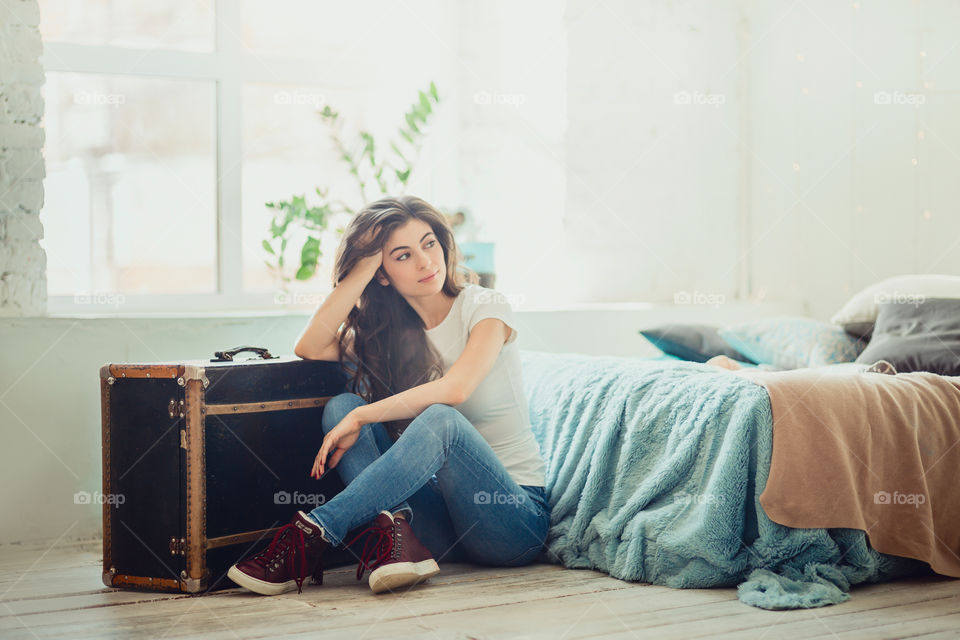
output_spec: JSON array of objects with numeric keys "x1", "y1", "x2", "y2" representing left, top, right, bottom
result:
[{"x1": 1, "y1": 540, "x2": 959, "y2": 639}]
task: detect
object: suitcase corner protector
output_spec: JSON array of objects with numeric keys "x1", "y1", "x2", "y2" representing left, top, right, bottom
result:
[{"x1": 180, "y1": 576, "x2": 207, "y2": 593}]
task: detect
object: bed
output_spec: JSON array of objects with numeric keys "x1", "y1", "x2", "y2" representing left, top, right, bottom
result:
[{"x1": 518, "y1": 349, "x2": 959, "y2": 610}]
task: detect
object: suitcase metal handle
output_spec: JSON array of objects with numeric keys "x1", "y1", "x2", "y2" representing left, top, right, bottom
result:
[{"x1": 211, "y1": 346, "x2": 276, "y2": 362}]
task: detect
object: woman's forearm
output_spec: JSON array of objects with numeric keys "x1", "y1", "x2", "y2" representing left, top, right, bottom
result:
[
  {"x1": 352, "y1": 377, "x2": 463, "y2": 426},
  {"x1": 294, "y1": 262, "x2": 378, "y2": 358}
]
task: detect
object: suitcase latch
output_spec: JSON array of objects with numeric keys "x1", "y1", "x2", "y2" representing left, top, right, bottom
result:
[
  {"x1": 168, "y1": 398, "x2": 184, "y2": 419},
  {"x1": 170, "y1": 537, "x2": 186, "y2": 556}
]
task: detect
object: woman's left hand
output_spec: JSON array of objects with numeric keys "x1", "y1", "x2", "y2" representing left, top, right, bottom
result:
[{"x1": 311, "y1": 410, "x2": 364, "y2": 479}]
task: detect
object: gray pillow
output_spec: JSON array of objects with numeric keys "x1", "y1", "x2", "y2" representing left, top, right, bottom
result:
[
  {"x1": 855, "y1": 298, "x2": 960, "y2": 376},
  {"x1": 639, "y1": 324, "x2": 754, "y2": 364}
]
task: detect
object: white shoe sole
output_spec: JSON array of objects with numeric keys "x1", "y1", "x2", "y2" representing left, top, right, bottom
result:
[
  {"x1": 227, "y1": 564, "x2": 298, "y2": 596},
  {"x1": 368, "y1": 559, "x2": 440, "y2": 594}
]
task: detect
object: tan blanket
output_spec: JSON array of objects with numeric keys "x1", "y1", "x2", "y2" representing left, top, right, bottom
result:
[{"x1": 733, "y1": 365, "x2": 960, "y2": 577}]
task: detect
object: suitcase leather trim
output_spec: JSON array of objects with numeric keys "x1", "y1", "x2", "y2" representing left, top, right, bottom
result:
[
  {"x1": 204, "y1": 396, "x2": 328, "y2": 416},
  {"x1": 184, "y1": 375, "x2": 206, "y2": 590}
]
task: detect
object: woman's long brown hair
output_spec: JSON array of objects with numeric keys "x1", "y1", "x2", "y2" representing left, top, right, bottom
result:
[{"x1": 332, "y1": 195, "x2": 479, "y2": 441}]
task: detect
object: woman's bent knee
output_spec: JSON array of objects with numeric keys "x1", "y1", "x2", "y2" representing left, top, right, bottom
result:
[
  {"x1": 419, "y1": 403, "x2": 461, "y2": 419},
  {"x1": 408, "y1": 404, "x2": 469, "y2": 442}
]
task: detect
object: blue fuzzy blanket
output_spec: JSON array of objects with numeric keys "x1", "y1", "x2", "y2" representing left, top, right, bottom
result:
[{"x1": 520, "y1": 351, "x2": 925, "y2": 609}]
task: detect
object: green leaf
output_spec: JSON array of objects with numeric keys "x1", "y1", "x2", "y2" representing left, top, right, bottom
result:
[
  {"x1": 262, "y1": 239, "x2": 276, "y2": 255},
  {"x1": 390, "y1": 141, "x2": 409, "y2": 163},
  {"x1": 405, "y1": 112, "x2": 420, "y2": 134},
  {"x1": 300, "y1": 236, "x2": 321, "y2": 264},
  {"x1": 295, "y1": 263, "x2": 317, "y2": 280},
  {"x1": 396, "y1": 168, "x2": 411, "y2": 183},
  {"x1": 430, "y1": 81, "x2": 438, "y2": 101},
  {"x1": 360, "y1": 131, "x2": 375, "y2": 154}
]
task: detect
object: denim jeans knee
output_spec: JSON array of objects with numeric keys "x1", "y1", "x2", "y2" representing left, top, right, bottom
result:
[
  {"x1": 321, "y1": 392, "x2": 365, "y2": 431},
  {"x1": 407, "y1": 403, "x2": 463, "y2": 443}
]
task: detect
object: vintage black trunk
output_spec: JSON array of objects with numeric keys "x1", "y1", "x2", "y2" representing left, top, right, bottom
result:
[{"x1": 100, "y1": 347, "x2": 367, "y2": 593}]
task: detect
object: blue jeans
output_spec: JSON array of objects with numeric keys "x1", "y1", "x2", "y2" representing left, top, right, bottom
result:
[{"x1": 308, "y1": 392, "x2": 551, "y2": 567}]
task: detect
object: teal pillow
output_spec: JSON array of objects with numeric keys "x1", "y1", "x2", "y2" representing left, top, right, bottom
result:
[{"x1": 718, "y1": 317, "x2": 867, "y2": 370}]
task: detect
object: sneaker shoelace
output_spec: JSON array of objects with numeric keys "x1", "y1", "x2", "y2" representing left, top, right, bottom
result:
[
  {"x1": 344, "y1": 522, "x2": 395, "y2": 581},
  {"x1": 253, "y1": 523, "x2": 309, "y2": 593}
]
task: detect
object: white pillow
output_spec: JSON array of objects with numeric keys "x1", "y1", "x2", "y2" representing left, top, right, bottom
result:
[{"x1": 831, "y1": 274, "x2": 960, "y2": 336}]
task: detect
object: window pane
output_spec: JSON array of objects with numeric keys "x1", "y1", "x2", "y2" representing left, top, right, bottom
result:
[
  {"x1": 39, "y1": 0, "x2": 214, "y2": 51},
  {"x1": 41, "y1": 72, "x2": 217, "y2": 296},
  {"x1": 242, "y1": 83, "x2": 365, "y2": 295},
  {"x1": 241, "y1": 0, "x2": 393, "y2": 58}
]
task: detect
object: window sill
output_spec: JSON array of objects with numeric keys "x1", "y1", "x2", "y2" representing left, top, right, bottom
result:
[{"x1": 25, "y1": 298, "x2": 802, "y2": 320}]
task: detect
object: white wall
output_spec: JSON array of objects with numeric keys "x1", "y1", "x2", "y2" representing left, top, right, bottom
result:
[
  {"x1": 744, "y1": 0, "x2": 960, "y2": 320},
  {"x1": 548, "y1": 0, "x2": 960, "y2": 319},
  {"x1": 562, "y1": 0, "x2": 745, "y2": 307},
  {"x1": 455, "y1": 0, "x2": 568, "y2": 307}
]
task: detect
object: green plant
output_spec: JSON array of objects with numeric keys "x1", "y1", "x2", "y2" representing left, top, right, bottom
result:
[{"x1": 263, "y1": 82, "x2": 440, "y2": 284}]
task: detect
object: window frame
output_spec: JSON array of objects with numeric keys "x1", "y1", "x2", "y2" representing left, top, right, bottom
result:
[{"x1": 40, "y1": 1, "x2": 347, "y2": 315}]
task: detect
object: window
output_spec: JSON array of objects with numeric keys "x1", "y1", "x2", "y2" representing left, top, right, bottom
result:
[{"x1": 39, "y1": 1, "x2": 384, "y2": 313}]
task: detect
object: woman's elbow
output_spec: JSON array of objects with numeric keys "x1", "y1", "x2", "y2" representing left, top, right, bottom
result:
[
  {"x1": 445, "y1": 384, "x2": 468, "y2": 406},
  {"x1": 294, "y1": 343, "x2": 312, "y2": 359}
]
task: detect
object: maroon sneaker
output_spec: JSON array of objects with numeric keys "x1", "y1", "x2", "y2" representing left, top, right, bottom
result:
[
  {"x1": 345, "y1": 510, "x2": 440, "y2": 594},
  {"x1": 227, "y1": 510, "x2": 330, "y2": 595}
]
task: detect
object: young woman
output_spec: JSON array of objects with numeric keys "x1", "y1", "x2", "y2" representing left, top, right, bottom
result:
[{"x1": 228, "y1": 195, "x2": 550, "y2": 596}]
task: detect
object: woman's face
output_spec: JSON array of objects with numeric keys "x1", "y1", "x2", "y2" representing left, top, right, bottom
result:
[{"x1": 376, "y1": 218, "x2": 446, "y2": 295}]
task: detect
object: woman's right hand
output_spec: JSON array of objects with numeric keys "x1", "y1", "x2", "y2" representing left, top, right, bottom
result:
[{"x1": 352, "y1": 226, "x2": 384, "y2": 281}]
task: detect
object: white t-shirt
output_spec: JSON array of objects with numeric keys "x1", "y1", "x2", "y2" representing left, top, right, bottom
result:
[{"x1": 424, "y1": 283, "x2": 547, "y2": 488}]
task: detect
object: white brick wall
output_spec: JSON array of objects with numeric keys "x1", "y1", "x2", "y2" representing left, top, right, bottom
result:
[{"x1": 0, "y1": 0, "x2": 46, "y2": 317}]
